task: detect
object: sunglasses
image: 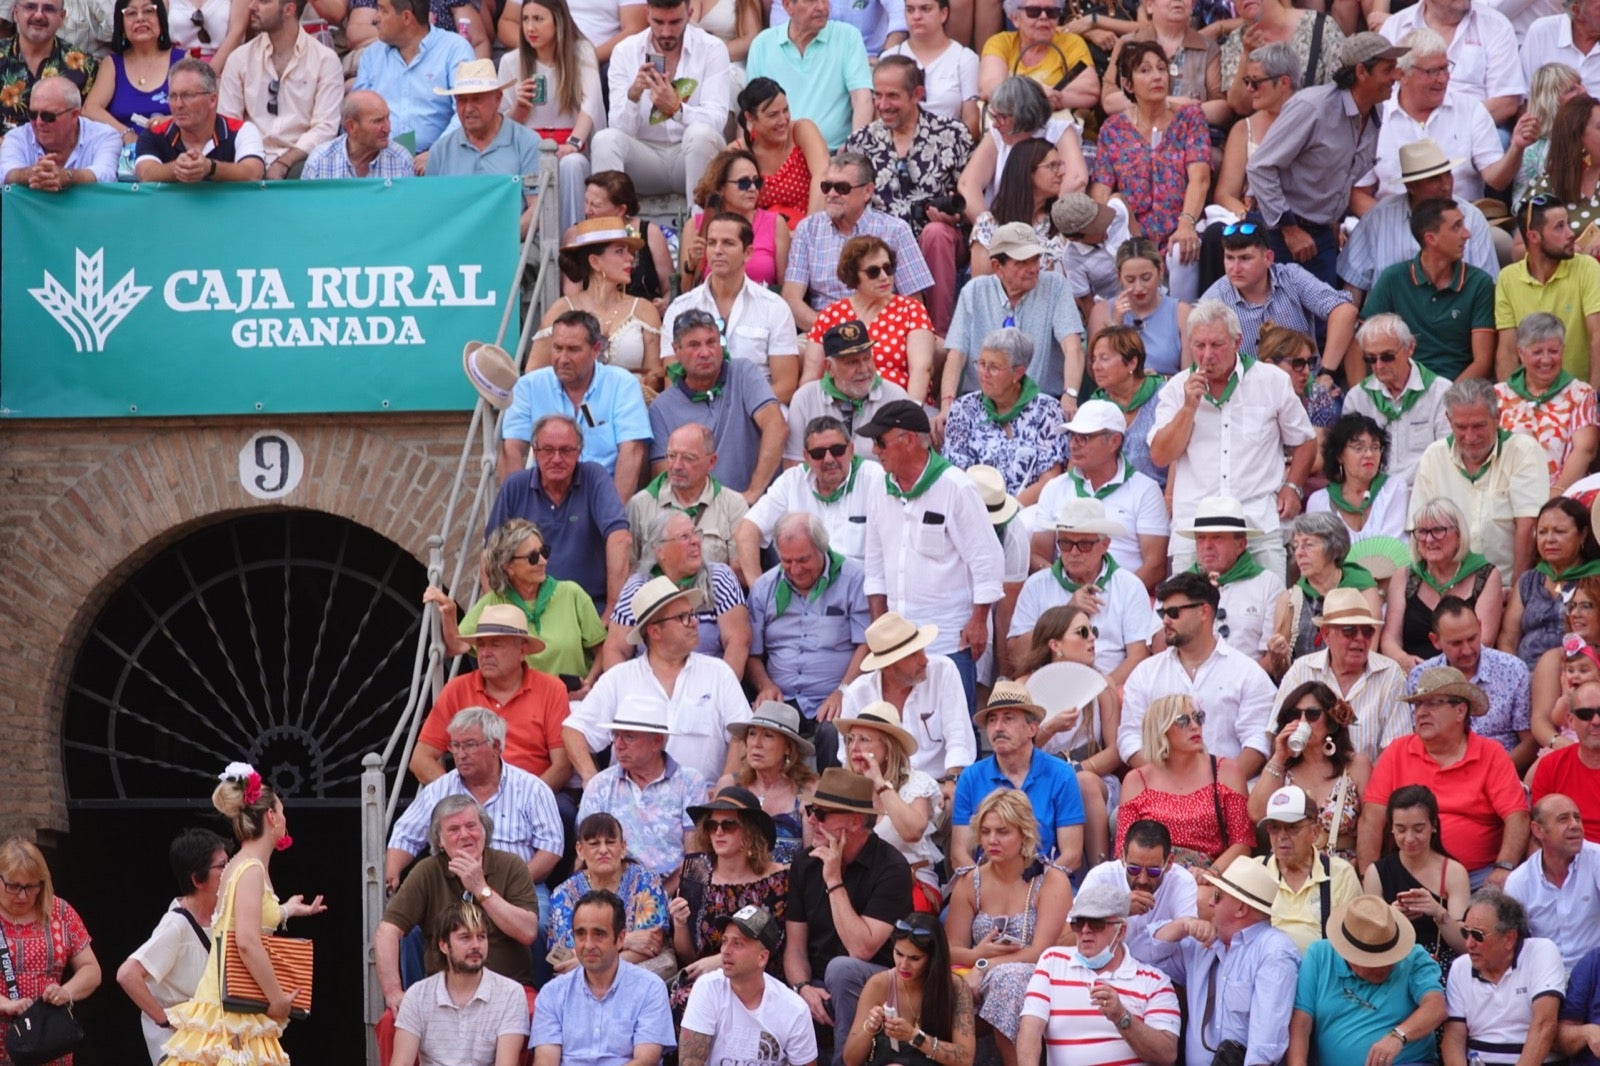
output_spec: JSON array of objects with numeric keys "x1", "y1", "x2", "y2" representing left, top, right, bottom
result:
[
  {"x1": 1291, "y1": 705, "x2": 1324, "y2": 723},
  {"x1": 1125, "y1": 863, "x2": 1164, "y2": 879},
  {"x1": 894, "y1": 919, "x2": 937, "y2": 946},
  {"x1": 820, "y1": 180, "x2": 867, "y2": 196},
  {"x1": 807, "y1": 443, "x2": 849, "y2": 460},
  {"x1": 28, "y1": 107, "x2": 71, "y2": 123},
  {"x1": 1020, "y1": 5, "x2": 1061, "y2": 16},
  {"x1": 1221, "y1": 222, "x2": 1259, "y2": 236},
  {"x1": 1240, "y1": 74, "x2": 1281, "y2": 89},
  {"x1": 1362, "y1": 350, "x2": 1401, "y2": 365},
  {"x1": 1271, "y1": 356, "x2": 1313, "y2": 372},
  {"x1": 727, "y1": 175, "x2": 764, "y2": 191},
  {"x1": 1069, "y1": 624, "x2": 1098, "y2": 639},
  {"x1": 1526, "y1": 192, "x2": 1559, "y2": 231},
  {"x1": 1572, "y1": 706, "x2": 1600, "y2": 722},
  {"x1": 1173, "y1": 710, "x2": 1207, "y2": 728},
  {"x1": 190, "y1": 7, "x2": 210, "y2": 43},
  {"x1": 1461, "y1": 926, "x2": 1489, "y2": 943},
  {"x1": 1157, "y1": 602, "x2": 1206, "y2": 620},
  {"x1": 1056, "y1": 538, "x2": 1101, "y2": 555},
  {"x1": 1069, "y1": 917, "x2": 1117, "y2": 932},
  {"x1": 703, "y1": 817, "x2": 743, "y2": 834},
  {"x1": 267, "y1": 77, "x2": 280, "y2": 115},
  {"x1": 861, "y1": 263, "x2": 896, "y2": 280},
  {"x1": 1335, "y1": 625, "x2": 1376, "y2": 639},
  {"x1": 513, "y1": 546, "x2": 552, "y2": 563},
  {"x1": 804, "y1": 804, "x2": 829, "y2": 820}
]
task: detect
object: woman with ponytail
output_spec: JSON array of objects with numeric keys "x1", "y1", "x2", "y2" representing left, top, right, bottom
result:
[{"x1": 162, "y1": 764, "x2": 325, "y2": 1066}]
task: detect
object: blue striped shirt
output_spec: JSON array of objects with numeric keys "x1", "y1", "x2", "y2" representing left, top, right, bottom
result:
[
  {"x1": 388, "y1": 761, "x2": 563, "y2": 861},
  {"x1": 1200, "y1": 263, "x2": 1354, "y2": 358}
]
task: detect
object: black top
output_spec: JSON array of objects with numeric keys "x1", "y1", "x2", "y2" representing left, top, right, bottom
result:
[
  {"x1": 626, "y1": 219, "x2": 664, "y2": 302},
  {"x1": 788, "y1": 833, "x2": 913, "y2": 977},
  {"x1": 1401, "y1": 564, "x2": 1494, "y2": 661},
  {"x1": 1373, "y1": 851, "x2": 1455, "y2": 972}
]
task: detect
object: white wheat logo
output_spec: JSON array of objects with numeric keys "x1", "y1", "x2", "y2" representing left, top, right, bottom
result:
[{"x1": 29, "y1": 248, "x2": 151, "y2": 353}]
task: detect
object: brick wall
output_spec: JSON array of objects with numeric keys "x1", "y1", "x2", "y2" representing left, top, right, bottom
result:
[{"x1": 0, "y1": 413, "x2": 486, "y2": 840}]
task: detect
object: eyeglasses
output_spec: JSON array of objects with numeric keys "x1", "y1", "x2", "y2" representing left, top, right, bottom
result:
[
  {"x1": 0, "y1": 876, "x2": 43, "y2": 896},
  {"x1": 512, "y1": 545, "x2": 552, "y2": 564},
  {"x1": 124, "y1": 4, "x2": 159, "y2": 16},
  {"x1": 1461, "y1": 926, "x2": 1489, "y2": 943},
  {"x1": 1056, "y1": 537, "x2": 1101, "y2": 554},
  {"x1": 448, "y1": 738, "x2": 490, "y2": 754},
  {"x1": 1412, "y1": 60, "x2": 1453, "y2": 77},
  {"x1": 169, "y1": 89, "x2": 212, "y2": 102},
  {"x1": 655, "y1": 609, "x2": 699, "y2": 627},
  {"x1": 190, "y1": 7, "x2": 210, "y2": 43},
  {"x1": 1020, "y1": 5, "x2": 1061, "y2": 16},
  {"x1": 1240, "y1": 74, "x2": 1282, "y2": 89},
  {"x1": 1573, "y1": 706, "x2": 1600, "y2": 722},
  {"x1": 1125, "y1": 862, "x2": 1164, "y2": 879},
  {"x1": 1172, "y1": 710, "x2": 1207, "y2": 728},
  {"x1": 1574, "y1": 600, "x2": 1600, "y2": 616},
  {"x1": 807, "y1": 443, "x2": 849, "y2": 460},
  {"x1": 703, "y1": 817, "x2": 743, "y2": 833},
  {"x1": 1068, "y1": 917, "x2": 1118, "y2": 932},
  {"x1": 820, "y1": 180, "x2": 868, "y2": 195},
  {"x1": 534, "y1": 445, "x2": 580, "y2": 459},
  {"x1": 1034, "y1": 159, "x2": 1065, "y2": 173},
  {"x1": 861, "y1": 263, "x2": 896, "y2": 280},
  {"x1": 1157, "y1": 602, "x2": 1206, "y2": 619},
  {"x1": 1069, "y1": 625, "x2": 1097, "y2": 639},
  {"x1": 266, "y1": 77, "x2": 280, "y2": 115},
  {"x1": 1335, "y1": 625, "x2": 1376, "y2": 639},
  {"x1": 989, "y1": 110, "x2": 1012, "y2": 123},
  {"x1": 27, "y1": 107, "x2": 73, "y2": 123},
  {"x1": 1362, "y1": 350, "x2": 1402, "y2": 365},
  {"x1": 894, "y1": 919, "x2": 937, "y2": 946},
  {"x1": 726, "y1": 175, "x2": 764, "y2": 191},
  {"x1": 1413, "y1": 525, "x2": 1454, "y2": 540},
  {"x1": 1221, "y1": 221, "x2": 1259, "y2": 236}
]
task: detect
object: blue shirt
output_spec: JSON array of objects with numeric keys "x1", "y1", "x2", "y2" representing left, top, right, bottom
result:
[
  {"x1": 527, "y1": 959, "x2": 677, "y2": 1065},
  {"x1": 946, "y1": 272, "x2": 1086, "y2": 397},
  {"x1": 746, "y1": 21, "x2": 873, "y2": 149},
  {"x1": 647, "y1": 359, "x2": 779, "y2": 493},
  {"x1": 1294, "y1": 940, "x2": 1443, "y2": 1065},
  {"x1": 1133, "y1": 918, "x2": 1301, "y2": 1066},
  {"x1": 486, "y1": 461, "x2": 629, "y2": 607},
  {"x1": 1561, "y1": 943, "x2": 1600, "y2": 1066},
  {"x1": 748, "y1": 557, "x2": 870, "y2": 716},
  {"x1": 503, "y1": 364, "x2": 652, "y2": 475},
  {"x1": 1408, "y1": 649, "x2": 1530, "y2": 755},
  {"x1": 1200, "y1": 263, "x2": 1354, "y2": 359},
  {"x1": 950, "y1": 750, "x2": 1084, "y2": 842},
  {"x1": 426, "y1": 116, "x2": 542, "y2": 182},
  {"x1": 353, "y1": 27, "x2": 474, "y2": 152}
]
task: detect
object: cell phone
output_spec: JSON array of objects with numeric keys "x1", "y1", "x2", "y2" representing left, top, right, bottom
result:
[
  {"x1": 647, "y1": 51, "x2": 666, "y2": 73},
  {"x1": 531, "y1": 74, "x2": 548, "y2": 106},
  {"x1": 560, "y1": 673, "x2": 584, "y2": 693}
]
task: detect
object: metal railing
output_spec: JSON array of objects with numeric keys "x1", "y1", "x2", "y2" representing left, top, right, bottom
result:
[{"x1": 358, "y1": 142, "x2": 562, "y2": 1065}]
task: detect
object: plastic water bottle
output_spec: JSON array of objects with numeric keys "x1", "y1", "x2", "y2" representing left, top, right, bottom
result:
[
  {"x1": 1287, "y1": 720, "x2": 1313, "y2": 755},
  {"x1": 1468, "y1": 1053, "x2": 1484, "y2": 1066},
  {"x1": 456, "y1": 14, "x2": 471, "y2": 39}
]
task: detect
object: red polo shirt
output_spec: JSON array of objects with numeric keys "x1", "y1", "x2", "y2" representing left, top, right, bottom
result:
[
  {"x1": 417, "y1": 667, "x2": 569, "y2": 778},
  {"x1": 1365, "y1": 732, "x2": 1528, "y2": 870}
]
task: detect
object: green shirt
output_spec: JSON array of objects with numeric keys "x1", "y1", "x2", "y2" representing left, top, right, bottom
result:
[
  {"x1": 1365, "y1": 255, "x2": 1495, "y2": 380},
  {"x1": 460, "y1": 582, "x2": 606, "y2": 679},
  {"x1": 1493, "y1": 253, "x2": 1600, "y2": 380}
]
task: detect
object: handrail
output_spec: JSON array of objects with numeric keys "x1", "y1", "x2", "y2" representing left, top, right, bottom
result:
[{"x1": 361, "y1": 143, "x2": 563, "y2": 1065}]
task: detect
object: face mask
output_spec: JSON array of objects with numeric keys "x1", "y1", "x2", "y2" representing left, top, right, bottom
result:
[{"x1": 1075, "y1": 928, "x2": 1120, "y2": 970}]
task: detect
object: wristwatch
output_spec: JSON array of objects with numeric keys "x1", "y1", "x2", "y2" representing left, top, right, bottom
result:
[
  {"x1": 1493, "y1": 861, "x2": 1517, "y2": 872},
  {"x1": 911, "y1": 1030, "x2": 929, "y2": 1050},
  {"x1": 479, "y1": 886, "x2": 495, "y2": 902},
  {"x1": 1389, "y1": 1027, "x2": 1409, "y2": 1045},
  {"x1": 1116, "y1": 1014, "x2": 1133, "y2": 1031},
  {"x1": 974, "y1": 957, "x2": 990, "y2": 971}
]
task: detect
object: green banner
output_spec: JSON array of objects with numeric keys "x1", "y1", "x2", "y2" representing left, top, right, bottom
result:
[{"x1": 1, "y1": 175, "x2": 523, "y2": 418}]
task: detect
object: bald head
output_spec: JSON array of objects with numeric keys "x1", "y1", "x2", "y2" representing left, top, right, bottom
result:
[
  {"x1": 1531, "y1": 792, "x2": 1585, "y2": 862},
  {"x1": 342, "y1": 89, "x2": 392, "y2": 157}
]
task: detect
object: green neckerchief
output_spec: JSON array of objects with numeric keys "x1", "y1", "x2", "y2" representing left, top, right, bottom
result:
[
  {"x1": 814, "y1": 455, "x2": 864, "y2": 504},
  {"x1": 1192, "y1": 552, "x2": 1265, "y2": 586},
  {"x1": 1360, "y1": 364, "x2": 1438, "y2": 422},
  {"x1": 502, "y1": 578, "x2": 558, "y2": 634},
  {"x1": 650, "y1": 565, "x2": 698, "y2": 590},
  {"x1": 1201, "y1": 355, "x2": 1254, "y2": 408},
  {"x1": 1326, "y1": 474, "x2": 1389, "y2": 517},
  {"x1": 1447, "y1": 429, "x2": 1511, "y2": 484},
  {"x1": 885, "y1": 452, "x2": 952, "y2": 501},
  {"x1": 982, "y1": 375, "x2": 1041, "y2": 425},
  {"x1": 1536, "y1": 556, "x2": 1600, "y2": 582},
  {"x1": 1297, "y1": 560, "x2": 1376, "y2": 599},
  {"x1": 667, "y1": 355, "x2": 729, "y2": 403},
  {"x1": 1506, "y1": 367, "x2": 1575, "y2": 406},
  {"x1": 774, "y1": 549, "x2": 845, "y2": 617},
  {"x1": 1051, "y1": 554, "x2": 1120, "y2": 593},
  {"x1": 820, "y1": 372, "x2": 880, "y2": 414},
  {"x1": 645, "y1": 471, "x2": 720, "y2": 520},
  {"x1": 1410, "y1": 552, "x2": 1489, "y2": 596},
  {"x1": 994, "y1": 515, "x2": 1015, "y2": 544},
  {"x1": 1069, "y1": 460, "x2": 1134, "y2": 501},
  {"x1": 1092, "y1": 374, "x2": 1164, "y2": 414}
]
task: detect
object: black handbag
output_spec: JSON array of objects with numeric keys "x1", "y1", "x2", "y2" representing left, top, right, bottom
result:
[
  {"x1": 0, "y1": 904, "x2": 86, "y2": 1066},
  {"x1": 1209, "y1": 1039, "x2": 1246, "y2": 1066}
]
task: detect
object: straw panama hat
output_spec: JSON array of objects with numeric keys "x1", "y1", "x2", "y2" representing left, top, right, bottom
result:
[
  {"x1": 627, "y1": 576, "x2": 705, "y2": 646},
  {"x1": 836, "y1": 701, "x2": 917, "y2": 757},
  {"x1": 859, "y1": 612, "x2": 937, "y2": 672}
]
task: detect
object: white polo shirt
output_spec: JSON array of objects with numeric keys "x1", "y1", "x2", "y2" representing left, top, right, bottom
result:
[
  {"x1": 1504, "y1": 842, "x2": 1600, "y2": 974},
  {"x1": 1009, "y1": 560, "x2": 1161, "y2": 677},
  {"x1": 1151, "y1": 359, "x2": 1316, "y2": 549},
  {"x1": 1118, "y1": 641, "x2": 1279, "y2": 764},
  {"x1": 1216, "y1": 567, "x2": 1286, "y2": 660},
  {"x1": 662, "y1": 276, "x2": 800, "y2": 377},
  {"x1": 394, "y1": 967, "x2": 530, "y2": 1061},
  {"x1": 1445, "y1": 936, "x2": 1566, "y2": 1066},
  {"x1": 1027, "y1": 462, "x2": 1171, "y2": 576},
  {"x1": 1521, "y1": 13, "x2": 1600, "y2": 95},
  {"x1": 1021, "y1": 947, "x2": 1183, "y2": 1066},
  {"x1": 742, "y1": 459, "x2": 883, "y2": 563},
  {"x1": 1379, "y1": 2, "x2": 1525, "y2": 101},
  {"x1": 841, "y1": 655, "x2": 978, "y2": 777},
  {"x1": 1361, "y1": 92, "x2": 1504, "y2": 201}
]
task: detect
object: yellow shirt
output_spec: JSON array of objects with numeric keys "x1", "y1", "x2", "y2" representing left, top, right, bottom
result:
[
  {"x1": 981, "y1": 29, "x2": 1092, "y2": 90},
  {"x1": 1492, "y1": 254, "x2": 1600, "y2": 379},
  {"x1": 1263, "y1": 852, "x2": 1361, "y2": 954}
]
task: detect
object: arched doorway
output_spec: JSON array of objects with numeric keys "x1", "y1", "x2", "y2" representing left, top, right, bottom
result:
[{"x1": 55, "y1": 509, "x2": 426, "y2": 1063}]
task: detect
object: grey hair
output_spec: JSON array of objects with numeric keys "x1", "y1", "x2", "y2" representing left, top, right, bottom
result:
[
  {"x1": 1250, "y1": 42, "x2": 1301, "y2": 89},
  {"x1": 830, "y1": 149, "x2": 876, "y2": 187},
  {"x1": 426, "y1": 795, "x2": 494, "y2": 853},
  {"x1": 774, "y1": 511, "x2": 830, "y2": 554},
  {"x1": 1396, "y1": 27, "x2": 1448, "y2": 69},
  {"x1": 989, "y1": 76, "x2": 1052, "y2": 133},
  {"x1": 1291, "y1": 511, "x2": 1351, "y2": 567},
  {"x1": 31, "y1": 76, "x2": 81, "y2": 109},
  {"x1": 636, "y1": 511, "x2": 714, "y2": 604},
  {"x1": 1409, "y1": 497, "x2": 1472, "y2": 566},
  {"x1": 1516, "y1": 310, "x2": 1567, "y2": 349},
  {"x1": 482, "y1": 517, "x2": 543, "y2": 595},
  {"x1": 170, "y1": 56, "x2": 218, "y2": 95},
  {"x1": 342, "y1": 88, "x2": 385, "y2": 125},
  {"x1": 448, "y1": 706, "x2": 508, "y2": 748},
  {"x1": 1357, "y1": 313, "x2": 1415, "y2": 352},
  {"x1": 1442, "y1": 377, "x2": 1500, "y2": 420},
  {"x1": 531, "y1": 412, "x2": 585, "y2": 448},
  {"x1": 1468, "y1": 886, "x2": 1531, "y2": 941},
  {"x1": 980, "y1": 327, "x2": 1034, "y2": 371},
  {"x1": 1187, "y1": 299, "x2": 1242, "y2": 342}
]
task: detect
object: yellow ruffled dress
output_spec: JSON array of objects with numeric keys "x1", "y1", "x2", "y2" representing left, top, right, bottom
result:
[{"x1": 162, "y1": 859, "x2": 289, "y2": 1066}]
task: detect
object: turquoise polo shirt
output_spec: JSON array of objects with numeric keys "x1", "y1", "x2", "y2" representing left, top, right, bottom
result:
[
  {"x1": 502, "y1": 363, "x2": 652, "y2": 474},
  {"x1": 1294, "y1": 940, "x2": 1442, "y2": 1065},
  {"x1": 1364, "y1": 255, "x2": 1495, "y2": 380},
  {"x1": 950, "y1": 749, "x2": 1085, "y2": 844},
  {"x1": 747, "y1": 21, "x2": 873, "y2": 149}
]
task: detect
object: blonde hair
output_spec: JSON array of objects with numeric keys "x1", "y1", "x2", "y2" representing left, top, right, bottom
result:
[
  {"x1": 971, "y1": 788, "x2": 1041, "y2": 860},
  {"x1": 1141, "y1": 694, "x2": 1198, "y2": 768},
  {"x1": 838, "y1": 723, "x2": 910, "y2": 787},
  {"x1": 211, "y1": 776, "x2": 280, "y2": 844},
  {"x1": 0, "y1": 837, "x2": 54, "y2": 921},
  {"x1": 1410, "y1": 497, "x2": 1472, "y2": 566}
]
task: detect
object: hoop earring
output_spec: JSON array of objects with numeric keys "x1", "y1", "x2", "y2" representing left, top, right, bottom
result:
[{"x1": 1324, "y1": 737, "x2": 1337, "y2": 757}]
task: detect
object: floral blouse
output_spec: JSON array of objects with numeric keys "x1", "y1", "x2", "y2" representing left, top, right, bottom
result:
[
  {"x1": 1495, "y1": 378, "x2": 1599, "y2": 485},
  {"x1": 546, "y1": 862, "x2": 670, "y2": 950},
  {"x1": 0, "y1": 898, "x2": 91, "y2": 1066},
  {"x1": 942, "y1": 388, "x2": 1070, "y2": 494},
  {"x1": 1090, "y1": 104, "x2": 1210, "y2": 251}
]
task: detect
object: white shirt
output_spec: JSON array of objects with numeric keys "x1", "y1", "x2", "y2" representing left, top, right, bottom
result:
[
  {"x1": 1306, "y1": 475, "x2": 1412, "y2": 544},
  {"x1": 1021, "y1": 947, "x2": 1183, "y2": 1066},
  {"x1": 1009, "y1": 562, "x2": 1161, "y2": 676},
  {"x1": 1504, "y1": 842, "x2": 1600, "y2": 974},
  {"x1": 1379, "y1": 2, "x2": 1526, "y2": 101},
  {"x1": 841, "y1": 655, "x2": 978, "y2": 776},
  {"x1": 742, "y1": 459, "x2": 883, "y2": 563},
  {"x1": 606, "y1": 25, "x2": 731, "y2": 143},
  {"x1": 875, "y1": 769, "x2": 945, "y2": 884},
  {"x1": 128, "y1": 902, "x2": 211, "y2": 1065},
  {"x1": 1361, "y1": 92, "x2": 1504, "y2": 201},
  {"x1": 1445, "y1": 937, "x2": 1567, "y2": 1066},
  {"x1": 569, "y1": 0, "x2": 646, "y2": 54},
  {"x1": 1124, "y1": 865, "x2": 1200, "y2": 952},
  {"x1": 1274, "y1": 649, "x2": 1412, "y2": 763},
  {"x1": 1151, "y1": 359, "x2": 1316, "y2": 545},
  {"x1": 880, "y1": 39, "x2": 979, "y2": 123},
  {"x1": 863, "y1": 458, "x2": 1006, "y2": 655},
  {"x1": 567, "y1": 653, "x2": 753, "y2": 781},
  {"x1": 663, "y1": 277, "x2": 799, "y2": 375},
  {"x1": 0, "y1": 116, "x2": 121, "y2": 184},
  {"x1": 681, "y1": 970, "x2": 819, "y2": 1066},
  {"x1": 1118, "y1": 641, "x2": 1278, "y2": 764},
  {"x1": 1522, "y1": 13, "x2": 1600, "y2": 95},
  {"x1": 1215, "y1": 567, "x2": 1286, "y2": 660},
  {"x1": 1027, "y1": 462, "x2": 1170, "y2": 575},
  {"x1": 1341, "y1": 365, "x2": 1456, "y2": 485}
]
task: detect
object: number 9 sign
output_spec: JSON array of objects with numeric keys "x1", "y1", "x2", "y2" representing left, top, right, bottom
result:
[{"x1": 238, "y1": 430, "x2": 305, "y2": 500}]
